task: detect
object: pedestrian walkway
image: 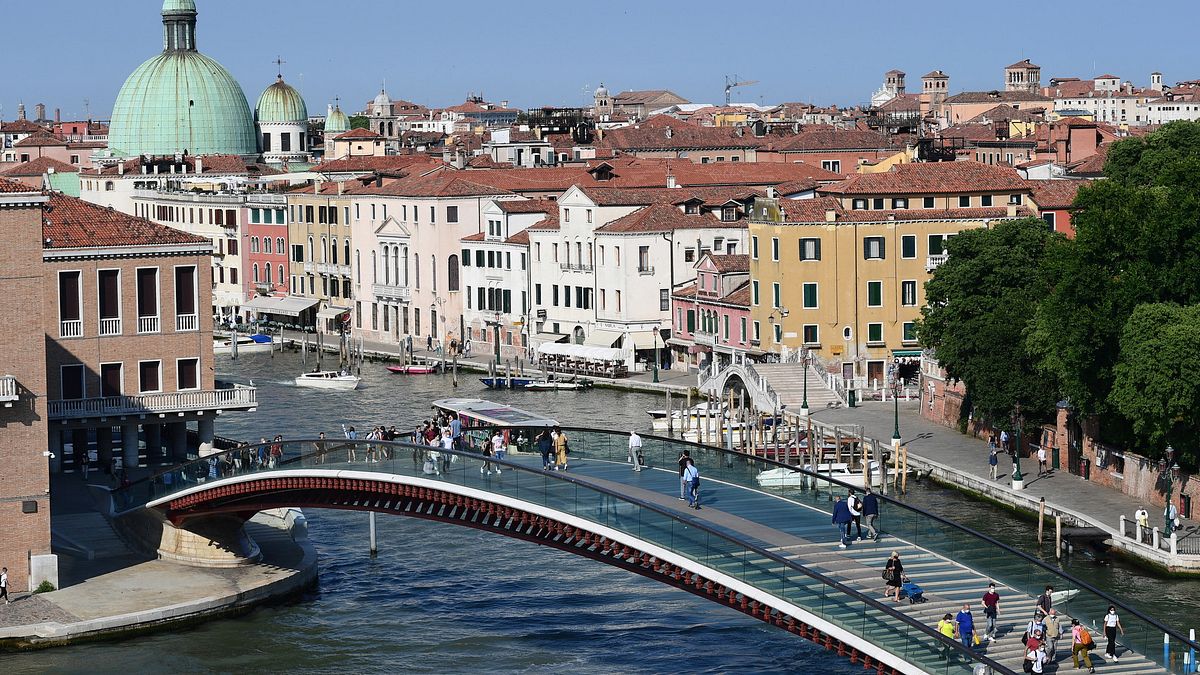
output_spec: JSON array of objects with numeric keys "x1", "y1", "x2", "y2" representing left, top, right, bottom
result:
[{"x1": 810, "y1": 401, "x2": 1190, "y2": 545}]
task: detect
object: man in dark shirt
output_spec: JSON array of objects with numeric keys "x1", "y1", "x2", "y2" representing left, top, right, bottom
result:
[
  {"x1": 677, "y1": 450, "x2": 691, "y2": 501},
  {"x1": 862, "y1": 488, "x2": 880, "y2": 540},
  {"x1": 981, "y1": 582, "x2": 1001, "y2": 641},
  {"x1": 831, "y1": 495, "x2": 853, "y2": 548}
]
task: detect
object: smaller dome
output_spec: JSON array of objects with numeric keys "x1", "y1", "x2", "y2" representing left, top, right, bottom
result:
[
  {"x1": 373, "y1": 89, "x2": 391, "y2": 108},
  {"x1": 325, "y1": 104, "x2": 350, "y2": 134},
  {"x1": 256, "y1": 76, "x2": 308, "y2": 123},
  {"x1": 162, "y1": 0, "x2": 197, "y2": 12},
  {"x1": 595, "y1": 83, "x2": 609, "y2": 98}
]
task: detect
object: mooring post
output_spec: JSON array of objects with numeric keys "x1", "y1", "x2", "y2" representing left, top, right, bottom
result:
[
  {"x1": 369, "y1": 511, "x2": 378, "y2": 555},
  {"x1": 1056, "y1": 514, "x2": 1062, "y2": 560},
  {"x1": 1039, "y1": 497, "x2": 1046, "y2": 545}
]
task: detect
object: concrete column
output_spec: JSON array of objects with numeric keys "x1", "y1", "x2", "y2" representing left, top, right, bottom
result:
[
  {"x1": 48, "y1": 425, "x2": 63, "y2": 474},
  {"x1": 71, "y1": 428, "x2": 89, "y2": 473},
  {"x1": 197, "y1": 417, "x2": 215, "y2": 457},
  {"x1": 145, "y1": 424, "x2": 163, "y2": 465},
  {"x1": 169, "y1": 421, "x2": 188, "y2": 462},
  {"x1": 96, "y1": 426, "x2": 113, "y2": 474},
  {"x1": 121, "y1": 421, "x2": 140, "y2": 469}
]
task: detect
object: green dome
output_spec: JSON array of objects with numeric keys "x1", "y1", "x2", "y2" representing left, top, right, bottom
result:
[
  {"x1": 325, "y1": 105, "x2": 350, "y2": 134},
  {"x1": 256, "y1": 76, "x2": 308, "y2": 123},
  {"x1": 107, "y1": 0, "x2": 257, "y2": 157}
]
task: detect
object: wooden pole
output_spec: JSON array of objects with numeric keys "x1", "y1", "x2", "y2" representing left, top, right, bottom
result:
[
  {"x1": 685, "y1": 389, "x2": 692, "y2": 433},
  {"x1": 666, "y1": 389, "x2": 673, "y2": 435},
  {"x1": 901, "y1": 445, "x2": 908, "y2": 493},
  {"x1": 452, "y1": 353, "x2": 459, "y2": 387},
  {"x1": 1038, "y1": 497, "x2": 1046, "y2": 545},
  {"x1": 1055, "y1": 514, "x2": 1063, "y2": 560},
  {"x1": 369, "y1": 511, "x2": 378, "y2": 555},
  {"x1": 863, "y1": 439, "x2": 870, "y2": 492}
]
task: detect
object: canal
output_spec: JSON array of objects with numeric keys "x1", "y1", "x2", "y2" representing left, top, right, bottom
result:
[{"x1": 10, "y1": 350, "x2": 1197, "y2": 673}]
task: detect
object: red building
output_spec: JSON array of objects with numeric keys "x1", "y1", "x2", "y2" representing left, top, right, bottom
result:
[
  {"x1": 242, "y1": 194, "x2": 290, "y2": 312},
  {"x1": 1027, "y1": 179, "x2": 1085, "y2": 237},
  {"x1": 668, "y1": 253, "x2": 757, "y2": 370}
]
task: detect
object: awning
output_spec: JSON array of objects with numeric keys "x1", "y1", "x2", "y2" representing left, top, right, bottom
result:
[
  {"x1": 537, "y1": 342, "x2": 629, "y2": 362},
  {"x1": 892, "y1": 349, "x2": 923, "y2": 357},
  {"x1": 244, "y1": 295, "x2": 319, "y2": 317},
  {"x1": 533, "y1": 331, "x2": 569, "y2": 344},
  {"x1": 317, "y1": 305, "x2": 352, "y2": 320},
  {"x1": 584, "y1": 329, "x2": 622, "y2": 348},
  {"x1": 625, "y1": 330, "x2": 660, "y2": 350}
]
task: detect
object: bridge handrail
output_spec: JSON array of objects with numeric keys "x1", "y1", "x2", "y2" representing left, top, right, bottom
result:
[
  {"x1": 545, "y1": 425, "x2": 1200, "y2": 669},
  {"x1": 113, "y1": 438, "x2": 1012, "y2": 675}
]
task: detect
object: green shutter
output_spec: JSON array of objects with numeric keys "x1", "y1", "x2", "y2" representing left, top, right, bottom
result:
[
  {"x1": 803, "y1": 283, "x2": 817, "y2": 308},
  {"x1": 869, "y1": 323, "x2": 882, "y2": 342},
  {"x1": 687, "y1": 310, "x2": 696, "y2": 333},
  {"x1": 868, "y1": 281, "x2": 882, "y2": 307}
]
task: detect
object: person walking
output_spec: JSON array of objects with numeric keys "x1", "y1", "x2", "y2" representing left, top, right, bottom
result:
[
  {"x1": 1071, "y1": 618, "x2": 1096, "y2": 673},
  {"x1": 480, "y1": 430, "x2": 495, "y2": 476},
  {"x1": 491, "y1": 429, "x2": 506, "y2": 473},
  {"x1": 677, "y1": 450, "x2": 691, "y2": 500},
  {"x1": 1026, "y1": 641, "x2": 1048, "y2": 674},
  {"x1": 988, "y1": 441, "x2": 999, "y2": 481},
  {"x1": 1103, "y1": 605, "x2": 1124, "y2": 661},
  {"x1": 1135, "y1": 507, "x2": 1150, "y2": 543},
  {"x1": 884, "y1": 551, "x2": 903, "y2": 602},
  {"x1": 450, "y1": 413, "x2": 463, "y2": 453},
  {"x1": 937, "y1": 613, "x2": 956, "y2": 660},
  {"x1": 955, "y1": 603, "x2": 977, "y2": 651},
  {"x1": 831, "y1": 495, "x2": 853, "y2": 548},
  {"x1": 847, "y1": 490, "x2": 864, "y2": 541},
  {"x1": 1037, "y1": 444, "x2": 1048, "y2": 477},
  {"x1": 628, "y1": 431, "x2": 643, "y2": 472},
  {"x1": 683, "y1": 459, "x2": 700, "y2": 509},
  {"x1": 981, "y1": 582, "x2": 1000, "y2": 641},
  {"x1": 439, "y1": 428, "x2": 454, "y2": 475},
  {"x1": 862, "y1": 488, "x2": 880, "y2": 540},
  {"x1": 0, "y1": 567, "x2": 8, "y2": 604},
  {"x1": 537, "y1": 428, "x2": 554, "y2": 470},
  {"x1": 1043, "y1": 608, "x2": 1061, "y2": 661},
  {"x1": 1035, "y1": 585, "x2": 1053, "y2": 616},
  {"x1": 553, "y1": 426, "x2": 569, "y2": 471}
]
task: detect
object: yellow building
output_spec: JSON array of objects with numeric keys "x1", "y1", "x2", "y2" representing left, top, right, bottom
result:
[
  {"x1": 748, "y1": 161, "x2": 1034, "y2": 385},
  {"x1": 286, "y1": 182, "x2": 357, "y2": 331}
]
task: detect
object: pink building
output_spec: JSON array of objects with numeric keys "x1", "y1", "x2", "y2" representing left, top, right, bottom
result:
[
  {"x1": 669, "y1": 253, "x2": 756, "y2": 370},
  {"x1": 242, "y1": 194, "x2": 290, "y2": 312}
]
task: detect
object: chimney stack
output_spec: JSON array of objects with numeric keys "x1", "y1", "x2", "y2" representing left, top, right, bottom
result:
[
  {"x1": 824, "y1": 209, "x2": 837, "y2": 222},
  {"x1": 195, "y1": 157, "x2": 203, "y2": 173},
  {"x1": 337, "y1": 181, "x2": 345, "y2": 195},
  {"x1": 666, "y1": 173, "x2": 677, "y2": 189},
  {"x1": 1006, "y1": 203, "x2": 1018, "y2": 217}
]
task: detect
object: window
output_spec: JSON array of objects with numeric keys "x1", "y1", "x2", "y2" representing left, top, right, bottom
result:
[
  {"x1": 751, "y1": 236, "x2": 759, "y2": 259},
  {"x1": 773, "y1": 323, "x2": 782, "y2": 343},
  {"x1": 638, "y1": 246, "x2": 651, "y2": 272},
  {"x1": 929, "y1": 234, "x2": 947, "y2": 255},
  {"x1": 262, "y1": 133, "x2": 272, "y2": 151},
  {"x1": 98, "y1": 269, "x2": 121, "y2": 335},
  {"x1": 867, "y1": 323, "x2": 884, "y2": 344},
  {"x1": 893, "y1": 198, "x2": 908, "y2": 209},
  {"x1": 552, "y1": 285, "x2": 559, "y2": 306},
  {"x1": 447, "y1": 255, "x2": 460, "y2": 292},
  {"x1": 901, "y1": 280, "x2": 918, "y2": 306},
  {"x1": 586, "y1": 208, "x2": 592, "y2": 223},
  {"x1": 722, "y1": 314, "x2": 730, "y2": 340},
  {"x1": 1009, "y1": 194, "x2": 1023, "y2": 205},
  {"x1": 958, "y1": 195, "x2": 970, "y2": 207},
  {"x1": 753, "y1": 320, "x2": 761, "y2": 342},
  {"x1": 686, "y1": 309, "x2": 696, "y2": 332},
  {"x1": 264, "y1": 237, "x2": 273, "y2": 254},
  {"x1": 923, "y1": 197, "x2": 935, "y2": 208},
  {"x1": 981, "y1": 195, "x2": 993, "y2": 207},
  {"x1": 772, "y1": 282, "x2": 782, "y2": 308},
  {"x1": 281, "y1": 133, "x2": 291, "y2": 152},
  {"x1": 802, "y1": 282, "x2": 818, "y2": 308},
  {"x1": 799, "y1": 238, "x2": 821, "y2": 261},
  {"x1": 721, "y1": 206, "x2": 737, "y2": 222},
  {"x1": 447, "y1": 205, "x2": 459, "y2": 223},
  {"x1": 177, "y1": 358, "x2": 199, "y2": 390},
  {"x1": 58, "y1": 271, "x2": 81, "y2": 337},
  {"x1": 227, "y1": 238, "x2": 238, "y2": 256},
  {"x1": 852, "y1": 198, "x2": 867, "y2": 210},
  {"x1": 739, "y1": 317, "x2": 747, "y2": 343},
  {"x1": 863, "y1": 236, "x2": 885, "y2": 260},
  {"x1": 901, "y1": 235, "x2": 917, "y2": 259},
  {"x1": 803, "y1": 324, "x2": 819, "y2": 344},
  {"x1": 615, "y1": 290, "x2": 621, "y2": 312},
  {"x1": 684, "y1": 248, "x2": 696, "y2": 263},
  {"x1": 872, "y1": 198, "x2": 884, "y2": 210},
  {"x1": 864, "y1": 280, "x2": 884, "y2": 307},
  {"x1": 751, "y1": 280, "x2": 760, "y2": 306},
  {"x1": 821, "y1": 160, "x2": 841, "y2": 173},
  {"x1": 138, "y1": 360, "x2": 162, "y2": 393},
  {"x1": 61, "y1": 364, "x2": 85, "y2": 400},
  {"x1": 99, "y1": 363, "x2": 123, "y2": 397},
  {"x1": 535, "y1": 284, "x2": 542, "y2": 305},
  {"x1": 660, "y1": 288, "x2": 669, "y2": 311},
  {"x1": 902, "y1": 322, "x2": 917, "y2": 343},
  {"x1": 771, "y1": 237, "x2": 780, "y2": 261},
  {"x1": 251, "y1": 210, "x2": 260, "y2": 225},
  {"x1": 1042, "y1": 212, "x2": 1056, "y2": 229}
]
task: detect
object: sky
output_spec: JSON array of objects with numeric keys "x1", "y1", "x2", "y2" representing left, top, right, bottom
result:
[{"x1": 5, "y1": 0, "x2": 1200, "y2": 121}]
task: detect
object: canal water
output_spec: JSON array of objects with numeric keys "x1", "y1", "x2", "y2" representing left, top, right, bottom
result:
[{"x1": 10, "y1": 351, "x2": 1198, "y2": 672}]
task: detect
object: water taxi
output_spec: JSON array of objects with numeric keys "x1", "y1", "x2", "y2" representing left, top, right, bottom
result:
[
  {"x1": 295, "y1": 370, "x2": 361, "y2": 390},
  {"x1": 388, "y1": 364, "x2": 438, "y2": 375},
  {"x1": 432, "y1": 398, "x2": 558, "y2": 429},
  {"x1": 214, "y1": 334, "x2": 276, "y2": 354},
  {"x1": 756, "y1": 461, "x2": 886, "y2": 488}
]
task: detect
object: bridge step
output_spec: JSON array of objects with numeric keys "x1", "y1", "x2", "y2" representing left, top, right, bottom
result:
[{"x1": 752, "y1": 363, "x2": 843, "y2": 410}]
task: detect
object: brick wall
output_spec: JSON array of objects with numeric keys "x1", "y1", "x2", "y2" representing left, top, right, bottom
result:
[{"x1": 0, "y1": 197, "x2": 50, "y2": 593}]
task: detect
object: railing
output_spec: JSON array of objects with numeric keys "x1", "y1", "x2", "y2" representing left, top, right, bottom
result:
[
  {"x1": 559, "y1": 262, "x2": 594, "y2": 272},
  {"x1": 925, "y1": 253, "x2": 948, "y2": 272},
  {"x1": 0, "y1": 375, "x2": 17, "y2": 404},
  {"x1": 302, "y1": 262, "x2": 314, "y2": 273},
  {"x1": 99, "y1": 317, "x2": 122, "y2": 336},
  {"x1": 138, "y1": 315, "x2": 160, "y2": 334},
  {"x1": 247, "y1": 194, "x2": 288, "y2": 206},
  {"x1": 637, "y1": 265, "x2": 655, "y2": 275},
  {"x1": 48, "y1": 386, "x2": 256, "y2": 420},
  {"x1": 176, "y1": 313, "x2": 198, "y2": 332},
  {"x1": 373, "y1": 283, "x2": 412, "y2": 301},
  {"x1": 114, "y1": 438, "x2": 1010, "y2": 675},
  {"x1": 60, "y1": 319, "x2": 83, "y2": 338},
  {"x1": 318, "y1": 263, "x2": 351, "y2": 276}
]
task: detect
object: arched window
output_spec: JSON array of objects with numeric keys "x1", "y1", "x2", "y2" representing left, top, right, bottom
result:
[
  {"x1": 265, "y1": 262, "x2": 272, "y2": 285},
  {"x1": 447, "y1": 254, "x2": 460, "y2": 292},
  {"x1": 371, "y1": 251, "x2": 377, "y2": 284},
  {"x1": 382, "y1": 247, "x2": 390, "y2": 285},
  {"x1": 431, "y1": 255, "x2": 437, "y2": 292},
  {"x1": 355, "y1": 249, "x2": 361, "y2": 283},
  {"x1": 321, "y1": 236, "x2": 328, "y2": 263},
  {"x1": 278, "y1": 265, "x2": 284, "y2": 286},
  {"x1": 392, "y1": 245, "x2": 399, "y2": 286},
  {"x1": 331, "y1": 238, "x2": 338, "y2": 265},
  {"x1": 307, "y1": 236, "x2": 314, "y2": 261},
  {"x1": 344, "y1": 240, "x2": 350, "y2": 267},
  {"x1": 253, "y1": 263, "x2": 260, "y2": 283},
  {"x1": 403, "y1": 247, "x2": 409, "y2": 286},
  {"x1": 414, "y1": 256, "x2": 420, "y2": 290}
]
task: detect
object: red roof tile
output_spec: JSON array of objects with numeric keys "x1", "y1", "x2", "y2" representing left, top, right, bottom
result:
[
  {"x1": 526, "y1": 211, "x2": 560, "y2": 231},
  {"x1": 1026, "y1": 179, "x2": 1085, "y2": 209},
  {"x1": 42, "y1": 193, "x2": 211, "y2": 249},
  {"x1": 14, "y1": 131, "x2": 67, "y2": 147},
  {"x1": 771, "y1": 129, "x2": 899, "y2": 152},
  {"x1": 334, "y1": 128, "x2": 384, "y2": 140},
  {"x1": 0, "y1": 119, "x2": 47, "y2": 133},
  {"x1": 595, "y1": 203, "x2": 728, "y2": 234},
  {"x1": 818, "y1": 161, "x2": 1030, "y2": 196},
  {"x1": 944, "y1": 91, "x2": 1051, "y2": 104},
  {"x1": 0, "y1": 177, "x2": 40, "y2": 193},
  {"x1": 1, "y1": 157, "x2": 78, "y2": 177},
  {"x1": 365, "y1": 173, "x2": 513, "y2": 198},
  {"x1": 495, "y1": 198, "x2": 556, "y2": 214},
  {"x1": 708, "y1": 254, "x2": 749, "y2": 272},
  {"x1": 598, "y1": 116, "x2": 762, "y2": 151},
  {"x1": 776, "y1": 196, "x2": 1034, "y2": 222}
]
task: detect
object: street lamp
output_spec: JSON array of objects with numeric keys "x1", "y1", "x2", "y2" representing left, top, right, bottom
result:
[
  {"x1": 1011, "y1": 403, "x2": 1025, "y2": 490},
  {"x1": 800, "y1": 346, "x2": 810, "y2": 418},
  {"x1": 1164, "y1": 446, "x2": 1180, "y2": 534},
  {"x1": 652, "y1": 327, "x2": 660, "y2": 383},
  {"x1": 889, "y1": 361, "x2": 902, "y2": 452}
]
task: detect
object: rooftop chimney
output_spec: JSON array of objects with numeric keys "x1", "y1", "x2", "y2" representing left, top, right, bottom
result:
[
  {"x1": 666, "y1": 173, "x2": 677, "y2": 189},
  {"x1": 766, "y1": 186, "x2": 777, "y2": 199},
  {"x1": 824, "y1": 209, "x2": 837, "y2": 222},
  {"x1": 118, "y1": 162, "x2": 125, "y2": 175},
  {"x1": 337, "y1": 181, "x2": 345, "y2": 195},
  {"x1": 195, "y1": 157, "x2": 203, "y2": 173},
  {"x1": 1006, "y1": 203, "x2": 1018, "y2": 217}
]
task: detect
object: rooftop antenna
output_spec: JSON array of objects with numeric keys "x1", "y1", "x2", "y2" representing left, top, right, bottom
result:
[{"x1": 274, "y1": 56, "x2": 286, "y2": 79}]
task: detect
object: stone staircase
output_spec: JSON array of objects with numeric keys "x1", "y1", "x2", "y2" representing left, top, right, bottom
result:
[{"x1": 753, "y1": 362, "x2": 843, "y2": 412}]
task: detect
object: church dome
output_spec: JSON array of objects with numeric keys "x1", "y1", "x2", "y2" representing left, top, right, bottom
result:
[
  {"x1": 373, "y1": 89, "x2": 392, "y2": 109},
  {"x1": 256, "y1": 76, "x2": 308, "y2": 123},
  {"x1": 595, "y1": 83, "x2": 609, "y2": 98},
  {"x1": 325, "y1": 104, "x2": 350, "y2": 134},
  {"x1": 108, "y1": 1, "x2": 256, "y2": 157}
]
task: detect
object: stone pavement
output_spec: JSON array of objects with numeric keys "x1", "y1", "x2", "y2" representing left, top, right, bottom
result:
[{"x1": 810, "y1": 400, "x2": 1187, "y2": 536}]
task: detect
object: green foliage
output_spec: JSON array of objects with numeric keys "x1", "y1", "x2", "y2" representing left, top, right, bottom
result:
[
  {"x1": 1104, "y1": 120, "x2": 1200, "y2": 187},
  {"x1": 918, "y1": 219, "x2": 1063, "y2": 427},
  {"x1": 34, "y1": 580, "x2": 56, "y2": 594},
  {"x1": 349, "y1": 115, "x2": 370, "y2": 130},
  {"x1": 1109, "y1": 303, "x2": 1200, "y2": 465}
]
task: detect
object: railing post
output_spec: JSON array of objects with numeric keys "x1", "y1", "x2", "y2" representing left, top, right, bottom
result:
[
  {"x1": 1172, "y1": 532, "x2": 1179, "y2": 557},
  {"x1": 1154, "y1": 526, "x2": 1161, "y2": 550},
  {"x1": 1120, "y1": 515, "x2": 1127, "y2": 538}
]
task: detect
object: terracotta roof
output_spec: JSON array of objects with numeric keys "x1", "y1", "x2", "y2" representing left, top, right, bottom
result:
[
  {"x1": 595, "y1": 203, "x2": 727, "y2": 234},
  {"x1": 310, "y1": 156, "x2": 444, "y2": 174},
  {"x1": 943, "y1": 91, "x2": 1051, "y2": 104},
  {"x1": 495, "y1": 198, "x2": 556, "y2": 214},
  {"x1": 923, "y1": 70, "x2": 948, "y2": 79},
  {"x1": 334, "y1": 128, "x2": 383, "y2": 140},
  {"x1": 526, "y1": 211, "x2": 560, "y2": 231},
  {"x1": 723, "y1": 281, "x2": 751, "y2": 307},
  {"x1": 87, "y1": 154, "x2": 253, "y2": 177},
  {"x1": 464, "y1": 155, "x2": 511, "y2": 169},
  {"x1": 42, "y1": 193, "x2": 211, "y2": 249},
  {"x1": 772, "y1": 129, "x2": 899, "y2": 152},
  {"x1": 366, "y1": 173, "x2": 513, "y2": 198},
  {"x1": 578, "y1": 185, "x2": 761, "y2": 207},
  {"x1": 0, "y1": 177, "x2": 39, "y2": 193},
  {"x1": 1007, "y1": 59, "x2": 1040, "y2": 69},
  {"x1": 461, "y1": 232, "x2": 486, "y2": 242},
  {"x1": 775, "y1": 196, "x2": 1034, "y2": 223},
  {"x1": 708, "y1": 254, "x2": 749, "y2": 272},
  {"x1": 14, "y1": 131, "x2": 67, "y2": 147},
  {"x1": 1026, "y1": 179, "x2": 1085, "y2": 209},
  {"x1": 0, "y1": 119, "x2": 47, "y2": 133},
  {"x1": 1066, "y1": 143, "x2": 1110, "y2": 176},
  {"x1": 598, "y1": 116, "x2": 761, "y2": 151},
  {"x1": 1, "y1": 157, "x2": 78, "y2": 176},
  {"x1": 967, "y1": 105, "x2": 1044, "y2": 124},
  {"x1": 818, "y1": 161, "x2": 1030, "y2": 196},
  {"x1": 1095, "y1": 74, "x2": 1119, "y2": 80},
  {"x1": 879, "y1": 95, "x2": 921, "y2": 112},
  {"x1": 938, "y1": 124, "x2": 999, "y2": 143},
  {"x1": 612, "y1": 89, "x2": 686, "y2": 105},
  {"x1": 505, "y1": 229, "x2": 530, "y2": 245}
]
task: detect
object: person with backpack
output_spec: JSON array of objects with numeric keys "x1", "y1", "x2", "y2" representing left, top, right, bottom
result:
[
  {"x1": 1023, "y1": 613, "x2": 1045, "y2": 650},
  {"x1": 1071, "y1": 618, "x2": 1095, "y2": 673},
  {"x1": 684, "y1": 459, "x2": 700, "y2": 509},
  {"x1": 846, "y1": 490, "x2": 864, "y2": 541},
  {"x1": 1025, "y1": 641, "x2": 1048, "y2": 674}
]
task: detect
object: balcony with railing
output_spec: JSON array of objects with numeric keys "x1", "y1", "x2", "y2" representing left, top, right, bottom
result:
[
  {"x1": 926, "y1": 253, "x2": 948, "y2": 272},
  {"x1": 138, "y1": 315, "x2": 160, "y2": 334},
  {"x1": 637, "y1": 265, "x2": 655, "y2": 276},
  {"x1": 48, "y1": 385, "x2": 257, "y2": 420},
  {"x1": 373, "y1": 283, "x2": 412, "y2": 302},
  {"x1": 318, "y1": 263, "x2": 351, "y2": 277},
  {"x1": 176, "y1": 313, "x2": 198, "y2": 332},
  {"x1": 60, "y1": 319, "x2": 83, "y2": 339},
  {"x1": 559, "y1": 262, "x2": 594, "y2": 272},
  {"x1": 0, "y1": 375, "x2": 17, "y2": 406},
  {"x1": 99, "y1": 317, "x2": 122, "y2": 336}
]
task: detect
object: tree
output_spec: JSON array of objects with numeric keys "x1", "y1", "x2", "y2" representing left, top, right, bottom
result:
[
  {"x1": 1104, "y1": 120, "x2": 1200, "y2": 187},
  {"x1": 349, "y1": 115, "x2": 370, "y2": 130},
  {"x1": 918, "y1": 219, "x2": 1063, "y2": 427},
  {"x1": 1108, "y1": 303, "x2": 1200, "y2": 468}
]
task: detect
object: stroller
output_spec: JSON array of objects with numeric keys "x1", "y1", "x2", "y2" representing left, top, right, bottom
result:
[{"x1": 899, "y1": 577, "x2": 927, "y2": 604}]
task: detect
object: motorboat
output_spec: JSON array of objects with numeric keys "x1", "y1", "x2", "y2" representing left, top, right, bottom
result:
[
  {"x1": 387, "y1": 364, "x2": 438, "y2": 374},
  {"x1": 523, "y1": 379, "x2": 593, "y2": 391},
  {"x1": 479, "y1": 376, "x2": 535, "y2": 389},
  {"x1": 295, "y1": 370, "x2": 361, "y2": 390},
  {"x1": 646, "y1": 401, "x2": 727, "y2": 421},
  {"x1": 214, "y1": 334, "x2": 275, "y2": 354},
  {"x1": 756, "y1": 461, "x2": 885, "y2": 488}
]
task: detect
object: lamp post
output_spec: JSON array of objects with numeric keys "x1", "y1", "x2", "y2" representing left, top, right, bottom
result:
[
  {"x1": 889, "y1": 361, "x2": 902, "y2": 453},
  {"x1": 1011, "y1": 403, "x2": 1025, "y2": 490},
  {"x1": 800, "y1": 346, "x2": 810, "y2": 419},
  {"x1": 652, "y1": 327, "x2": 660, "y2": 383},
  {"x1": 1164, "y1": 445, "x2": 1179, "y2": 534}
]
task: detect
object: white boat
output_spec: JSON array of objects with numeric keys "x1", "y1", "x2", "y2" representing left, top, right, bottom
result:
[
  {"x1": 646, "y1": 401, "x2": 725, "y2": 420},
  {"x1": 523, "y1": 379, "x2": 593, "y2": 391},
  {"x1": 756, "y1": 461, "x2": 885, "y2": 488},
  {"x1": 294, "y1": 370, "x2": 361, "y2": 390},
  {"x1": 214, "y1": 334, "x2": 276, "y2": 354}
]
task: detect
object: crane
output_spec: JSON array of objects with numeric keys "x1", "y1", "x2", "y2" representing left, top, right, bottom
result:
[{"x1": 724, "y1": 75, "x2": 759, "y2": 106}]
